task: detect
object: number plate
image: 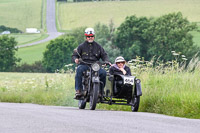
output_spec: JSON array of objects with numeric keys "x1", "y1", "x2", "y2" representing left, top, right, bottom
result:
[{"x1": 124, "y1": 77, "x2": 134, "y2": 85}]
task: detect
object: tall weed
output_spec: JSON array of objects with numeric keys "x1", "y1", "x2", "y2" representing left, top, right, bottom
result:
[{"x1": 0, "y1": 53, "x2": 200, "y2": 118}]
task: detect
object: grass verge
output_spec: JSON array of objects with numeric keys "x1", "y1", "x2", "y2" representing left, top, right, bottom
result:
[{"x1": 0, "y1": 69, "x2": 200, "y2": 119}]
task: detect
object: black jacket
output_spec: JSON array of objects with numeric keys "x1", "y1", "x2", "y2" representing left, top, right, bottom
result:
[
  {"x1": 109, "y1": 65, "x2": 132, "y2": 76},
  {"x1": 72, "y1": 41, "x2": 109, "y2": 64}
]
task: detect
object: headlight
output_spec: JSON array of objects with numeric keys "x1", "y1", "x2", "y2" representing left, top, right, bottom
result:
[
  {"x1": 136, "y1": 79, "x2": 141, "y2": 84},
  {"x1": 91, "y1": 63, "x2": 100, "y2": 71}
]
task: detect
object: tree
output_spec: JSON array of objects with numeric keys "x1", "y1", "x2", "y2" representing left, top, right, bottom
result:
[
  {"x1": 115, "y1": 15, "x2": 151, "y2": 61},
  {"x1": 147, "y1": 12, "x2": 198, "y2": 61},
  {"x1": 0, "y1": 35, "x2": 20, "y2": 71},
  {"x1": 94, "y1": 22, "x2": 121, "y2": 63},
  {"x1": 115, "y1": 12, "x2": 199, "y2": 62},
  {"x1": 42, "y1": 36, "x2": 78, "y2": 72}
]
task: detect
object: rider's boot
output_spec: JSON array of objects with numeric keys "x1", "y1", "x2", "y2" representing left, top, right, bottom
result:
[{"x1": 74, "y1": 90, "x2": 82, "y2": 99}]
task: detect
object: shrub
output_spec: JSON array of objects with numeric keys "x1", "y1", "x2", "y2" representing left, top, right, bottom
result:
[{"x1": 13, "y1": 61, "x2": 46, "y2": 73}]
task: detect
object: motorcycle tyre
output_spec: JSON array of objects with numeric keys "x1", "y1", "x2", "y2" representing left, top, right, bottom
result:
[
  {"x1": 131, "y1": 96, "x2": 140, "y2": 112},
  {"x1": 78, "y1": 100, "x2": 86, "y2": 109},
  {"x1": 89, "y1": 83, "x2": 99, "y2": 110}
]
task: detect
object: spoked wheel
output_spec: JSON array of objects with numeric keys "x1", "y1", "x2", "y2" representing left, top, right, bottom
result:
[
  {"x1": 131, "y1": 96, "x2": 140, "y2": 112},
  {"x1": 78, "y1": 100, "x2": 86, "y2": 109},
  {"x1": 89, "y1": 83, "x2": 99, "y2": 110}
]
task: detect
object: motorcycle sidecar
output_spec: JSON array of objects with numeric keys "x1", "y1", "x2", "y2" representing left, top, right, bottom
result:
[{"x1": 102, "y1": 74, "x2": 142, "y2": 112}]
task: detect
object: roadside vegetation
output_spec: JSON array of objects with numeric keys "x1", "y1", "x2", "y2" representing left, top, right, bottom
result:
[{"x1": 0, "y1": 56, "x2": 200, "y2": 119}]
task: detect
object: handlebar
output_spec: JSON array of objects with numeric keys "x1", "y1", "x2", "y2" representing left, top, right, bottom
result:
[{"x1": 78, "y1": 58, "x2": 111, "y2": 66}]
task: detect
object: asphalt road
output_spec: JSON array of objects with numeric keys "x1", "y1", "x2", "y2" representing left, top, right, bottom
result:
[
  {"x1": 18, "y1": 0, "x2": 63, "y2": 48},
  {"x1": 0, "y1": 103, "x2": 200, "y2": 133}
]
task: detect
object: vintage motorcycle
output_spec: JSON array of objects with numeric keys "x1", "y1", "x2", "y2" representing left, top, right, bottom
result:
[{"x1": 75, "y1": 60, "x2": 142, "y2": 111}]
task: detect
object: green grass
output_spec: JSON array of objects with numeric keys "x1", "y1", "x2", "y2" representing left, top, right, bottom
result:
[
  {"x1": 0, "y1": 72, "x2": 77, "y2": 106},
  {"x1": 0, "y1": 0, "x2": 43, "y2": 32},
  {"x1": 9, "y1": 33, "x2": 49, "y2": 46},
  {"x1": 0, "y1": 68, "x2": 200, "y2": 118},
  {"x1": 138, "y1": 70, "x2": 200, "y2": 118},
  {"x1": 17, "y1": 41, "x2": 49, "y2": 64},
  {"x1": 58, "y1": 0, "x2": 200, "y2": 31},
  {"x1": 191, "y1": 31, "x2": 200, "y2": 47}
]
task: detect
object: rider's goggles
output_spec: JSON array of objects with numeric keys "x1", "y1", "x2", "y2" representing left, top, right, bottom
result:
[{"x1": 86, "y1": 36, "x2": 94, "y2": 38}]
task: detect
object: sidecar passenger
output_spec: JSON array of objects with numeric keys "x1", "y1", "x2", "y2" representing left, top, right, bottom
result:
[{"x1": 109, "y1": 56, "x2": 131, "y2": 76}]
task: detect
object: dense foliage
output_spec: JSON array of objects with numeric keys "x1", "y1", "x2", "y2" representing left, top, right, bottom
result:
[
  {"x1": 116, "y1": 12, "x2": 199, "y2": 61},
  {"x1": 65, "y1": 26, "x2": 86, "y2": 45},
  {"x1": 42, "y1": 36, "x2": 78, "y2": 72},
  {"x1": 0, "y1": 35, "x2": 20, "y2": 72},
  {"x1": 13, "y1": 61, "x2": 46, "y2": 73},
  {"x1": 94, "y1": 22, "x2": 121, "y2": 63},
  {"x1": 0, "y1": 25, "x2": 22, "y2": 33}
]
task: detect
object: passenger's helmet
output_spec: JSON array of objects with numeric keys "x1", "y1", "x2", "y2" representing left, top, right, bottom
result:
[
  {"x1": 85, "y1": 28, "x2": 95, "y2": 36},
  {"x1": 115, "y1": 56, "x2": 125, "y2": 63}
]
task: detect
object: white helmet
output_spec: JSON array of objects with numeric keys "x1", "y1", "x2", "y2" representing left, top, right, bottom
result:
[
  {"x1": 115, "y1": 56, "x2": 125, "y2": 63},
  {"x1": 85, "y1": 28, "x2": 95, "y2": 36}
]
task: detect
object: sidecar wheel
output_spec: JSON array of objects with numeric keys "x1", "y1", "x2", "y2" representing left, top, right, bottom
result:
[
  {"x1": 131, "y1": 96, "x2": 140, "y2": 112},
  {"x1": 78, "y1": 100, "x2": 86, "y2": 109},
  {"x1": 89, "y1": 83, "x2": 99, "y2": 110}
]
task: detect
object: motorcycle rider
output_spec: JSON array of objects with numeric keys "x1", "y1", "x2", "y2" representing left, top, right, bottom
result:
[
  {"x1": 72, "y1": 28, "x2": 110, "y2": 97},
  {"x1": 109, "y1": 56, "x2": 131, "y2": 76}
]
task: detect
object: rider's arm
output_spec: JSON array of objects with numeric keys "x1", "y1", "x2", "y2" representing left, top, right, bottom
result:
[{"x1": 72, "y1": 46, "x2": 82, "y2": 63}]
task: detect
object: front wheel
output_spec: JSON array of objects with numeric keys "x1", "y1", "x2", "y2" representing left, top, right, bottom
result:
[
  {"x1": 78, "y1": 100, "x2": 86, "y2": 109},
  {"x1": 131, "y1": 96, "x2": 140, "y2": 112},
  {"x1": 89, "y1": 83, "x2": 99, "y2": 110}
]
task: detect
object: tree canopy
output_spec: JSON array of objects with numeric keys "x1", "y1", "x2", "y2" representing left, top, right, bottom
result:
[
  {"x1": 115, "y1": 12, "x2": 199, "y2": 62},
  {"x1": 0, "y1": 35, "x2": 20, "y2": 71},
  {"x1": 42, "y1": 36, "x2": 78, "y2": 72}
]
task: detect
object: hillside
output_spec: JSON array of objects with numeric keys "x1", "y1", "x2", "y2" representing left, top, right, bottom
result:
[
  {"x1": 0, "y1": 0, "x2": 43, "y2": 32},
  {"x1": 58, "y1": 0, "x2": 200, "y2": 31}
]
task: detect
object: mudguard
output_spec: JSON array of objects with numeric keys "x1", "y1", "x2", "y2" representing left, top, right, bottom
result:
[
  {"x1": 92, "y1": 76, "x2": 100, "y2": 83},
  {"x1": 135, "y1": 79, "x2": 142, "y2": 96}
]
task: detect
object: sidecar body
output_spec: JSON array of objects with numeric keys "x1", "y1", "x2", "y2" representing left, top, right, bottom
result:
[{"x1": 101, "y1": 74, "x2": 142, "y2": 111}]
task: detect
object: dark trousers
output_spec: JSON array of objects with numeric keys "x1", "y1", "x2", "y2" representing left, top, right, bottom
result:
[{"x1": 75, "y1": 65, "x2": 107, "y2": 92}]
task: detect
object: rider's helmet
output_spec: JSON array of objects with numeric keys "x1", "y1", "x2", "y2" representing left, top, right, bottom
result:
[
  {"x1": 85, "y1": 28, "x2": 95, "y2": 36},
  {"x1": 115, "y1": 56, "x2": 125, "y2": 64}
]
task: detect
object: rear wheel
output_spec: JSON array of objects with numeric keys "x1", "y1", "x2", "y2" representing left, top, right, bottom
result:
[
  {"x1": 131, "y1": 96, "x2": 140, "y2": 112},
  {"x1": 89, "y1": 83, "x2": 99, "y2": 110},
  {"x1": 78, "y1": 100, "x2": 86, "y2": 109}
]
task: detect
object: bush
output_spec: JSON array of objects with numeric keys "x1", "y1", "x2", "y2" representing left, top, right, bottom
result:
[
  {"x1": 0, "y1": 35, "x2": 20, "y2": 72},
  {"x1": 42, "y1": 36, "x2": 78, "y2": 72},
  {"x1": 0, "y1": 25, "x2": 22, "y2": 33},
  {"x1": 13, "y1": 61, "x2": 46, "y2": 73}
]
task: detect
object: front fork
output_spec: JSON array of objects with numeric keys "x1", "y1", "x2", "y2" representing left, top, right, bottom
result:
[{"x1": 91, "y1": 71, "x2": 101, "y2": 94}]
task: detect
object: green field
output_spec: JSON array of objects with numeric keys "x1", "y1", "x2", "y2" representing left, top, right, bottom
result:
[
  {"x1": 58, "y1": 0, "x2": 200, "y2": 31},
  {"x1": 0, "y1": 0, "x2": 43, "y2": 32},
  {"x1": 17, "y1": 41, "x2": 49, "y2": 64},
  {"x1": 9, "y1": 33, "x2": 48, "y2": 46}
]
